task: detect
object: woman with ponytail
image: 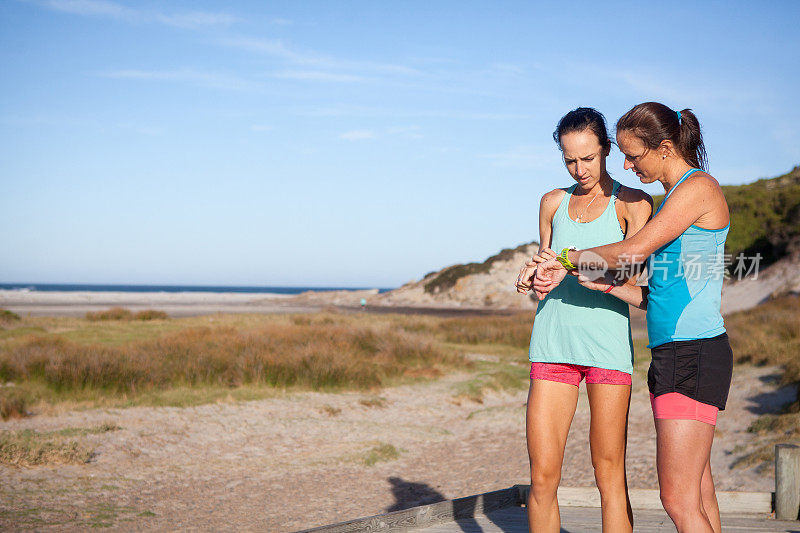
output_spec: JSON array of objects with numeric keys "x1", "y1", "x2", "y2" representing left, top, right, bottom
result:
[{"x1": 522, "y1": 102, "x2": 732, "y2": 533}]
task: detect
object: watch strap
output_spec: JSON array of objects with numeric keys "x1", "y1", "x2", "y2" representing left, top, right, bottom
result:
[{"x1": 557, "y1": 247, "x2": 577, "y2": 271}]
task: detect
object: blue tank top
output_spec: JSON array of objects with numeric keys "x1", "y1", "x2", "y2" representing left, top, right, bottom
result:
[
  {"x1": 530, "y1": 179, "x2": 634, "y2": 374},
  {"x1": 646, "y1": 169, "x2": 729, "y2": 348}
]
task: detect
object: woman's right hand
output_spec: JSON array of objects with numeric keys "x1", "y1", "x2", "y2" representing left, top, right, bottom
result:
[{"x1": 515, "y1": 248, "x2": 556, "y2": 294}]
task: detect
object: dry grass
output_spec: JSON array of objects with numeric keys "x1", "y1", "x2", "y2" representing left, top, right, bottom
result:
[
  {"x1": 0, "y1": 323, "x2": 454, "y2": 394},
  {"x1": 0, "y1": 387, "x2": 29, "y2": 420},
  {"x1": 452, "y1": 364, "x2": 529, "y2": 404},
  {"x1": 133, "y1": 310, "x2": 169, "y2": 320},
  {"x1": 726, "y1": 294, "x2": 800, "y2": 408},
  {"x1": 724, "y1": 295, "x2": 800, "y2": 472},
  {"x1": 0, "y1": 313, "x2": 484, "y2": 409},
  {"x1": 0, "y1": 309, "x2": 21, "y2": 326},
  {"x1": 398, "y1": 313, "x2": 532, "y2": 349},
  {"x1": 85, "y1": 307, "x2": 133, "y2": 321},
  {"x1": 0, "y1": 311, "x2": 535, "y2": 409},
  {"x1": 85, "y1": 307, "x2": 169, "y2": 321},
  {"x1": 362, "y1": 442, "x2": 401, "y2": 466},
  {"x1": 359, "y1": 395, "x2": 387, "y2": 408},
  {"x1": 0, "y1": 423, "x2": 119, "y2": 467}
]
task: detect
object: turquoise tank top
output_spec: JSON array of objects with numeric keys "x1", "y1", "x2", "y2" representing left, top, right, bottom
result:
[
  {"x1": 646, "y1": 169, "x2": 729, "y2": 348},
  {"x1": 529, "y1": 179, "x2": 634, "y2": 374}
]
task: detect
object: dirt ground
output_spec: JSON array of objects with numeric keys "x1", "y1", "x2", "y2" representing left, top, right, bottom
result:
[{"x1": 1, "y1": 357, "x2": 794, "y2": 531}]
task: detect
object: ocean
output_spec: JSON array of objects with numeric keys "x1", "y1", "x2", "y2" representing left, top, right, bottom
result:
[{"x1": 0, "y1": 283, "x2": 393, "y2": 295}]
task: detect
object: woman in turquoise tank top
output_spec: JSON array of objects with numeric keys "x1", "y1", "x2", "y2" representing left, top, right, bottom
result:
[
  {"x1": 514, "y1": 108, "x2": 653, "y2": 533},
  {"x1": 530, "y1": 103, "x2": 732, "y2": 533}
]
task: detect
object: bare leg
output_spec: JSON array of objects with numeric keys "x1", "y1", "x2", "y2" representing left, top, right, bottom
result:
[
  {"x1": 526, "y1": 379, "x2": 579, "y2": 533},
  {"x1": 700, "y1": 458, "x2": 721, "y2": 533},
  {"x1": 586, "y1": 383, "x2": 633, "y2": 533},
  {"x1": 655, "y1": 418, "x2": 716, "y2": 532}
]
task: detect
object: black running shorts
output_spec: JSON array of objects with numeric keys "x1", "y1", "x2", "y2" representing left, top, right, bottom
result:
[{"x1": 647, "y1": 332, "x2": 733, "y2": 410}]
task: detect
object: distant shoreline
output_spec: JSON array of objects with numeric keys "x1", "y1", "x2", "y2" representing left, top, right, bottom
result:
[
  {"x1": 0, "y1": 289, "x2": 326, "y2": 317},
  {"x1": 0, "y1": 283, "x2": 393, "y2": 295}
]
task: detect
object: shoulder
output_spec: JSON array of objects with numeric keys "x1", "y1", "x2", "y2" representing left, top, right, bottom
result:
[
  {"x1": 616, "y1": 184, "x2": 653, "y2": 217},
  {"x1": 617, "y1": 184, "x2": 653, "y2": 204},
  {"x1": 674, "y1": 171, "x2": 724, "y2": 199},
  {"x1": 540, "y1": 188, "x2": 568, "y2": 211},
  {"x1": 685, "y1": 170, "x2": 720, "y2": 188}
]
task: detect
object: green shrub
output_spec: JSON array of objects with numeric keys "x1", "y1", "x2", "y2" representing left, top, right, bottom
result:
[
  {"x1": 0, "y1": 309, "x2": 21, "y2": 326},
  {"x1": 86, "y1": 307, "x2": 134, "y2": 321},
  {"x1": 134, "y1": 310, "x2": 168, "y2": 320}
]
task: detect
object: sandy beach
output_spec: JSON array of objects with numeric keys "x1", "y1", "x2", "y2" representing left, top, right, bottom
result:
[{"x1": 0, "y1": 289, "x2": 325, "y2": 317}]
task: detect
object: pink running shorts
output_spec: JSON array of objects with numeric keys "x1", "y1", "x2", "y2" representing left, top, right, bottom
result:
[
  {"x1": 530, "y1": 362, "x2": 632, "y2": 387},
  {"x1": 650, "y1": 392, "x2": 719, "y2": 425}
]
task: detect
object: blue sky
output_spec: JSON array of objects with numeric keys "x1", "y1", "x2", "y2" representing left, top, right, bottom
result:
[{"x1": 2, "y1": 0, "x2": 799, "y2": 288}]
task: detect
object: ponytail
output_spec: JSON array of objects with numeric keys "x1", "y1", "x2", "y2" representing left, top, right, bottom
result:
[{"x1": 676, "y1": 108, "x2": 707, "y2": 171}]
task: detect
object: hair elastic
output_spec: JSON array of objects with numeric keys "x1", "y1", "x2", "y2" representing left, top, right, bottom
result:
[{"x1": 676, "y1": 110, "x2": 682, "y2": 122}]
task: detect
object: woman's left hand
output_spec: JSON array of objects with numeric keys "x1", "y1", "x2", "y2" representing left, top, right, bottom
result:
[
  {"x1": 532, "y1": 258, "x2": 568, "y2": 299},
  {"x1": 577, "y1": 271, "x2": 615, "y2": 292}
]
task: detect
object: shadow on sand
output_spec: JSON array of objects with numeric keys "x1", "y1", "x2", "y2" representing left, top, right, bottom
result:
[
  {"x1": 744, "y1": 373, "x2": 798, "y2": 414},
  {"x1": 385, "y1": 477, "x2": 521, "y2": 533},
  {"x1": 385, "y1": 476, "x2": 447, "y2": 512}
]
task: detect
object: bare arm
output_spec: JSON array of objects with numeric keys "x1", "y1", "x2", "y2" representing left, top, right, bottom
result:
[
  {"x1": 532, "y1": 173, "x2": 730, "y2": 300},
  {"x1": 515, "y1": 189, "x2": 564, "y2": 294},
  {"x1": 576, "y1": 187, "x2": 653, "y2": 309},
  {"x1": 570, "y1": 174, "x2": 728, "y2": 269}
]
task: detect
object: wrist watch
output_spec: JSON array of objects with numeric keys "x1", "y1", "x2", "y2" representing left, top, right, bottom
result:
[{"x1": 556, "y1": 247, "x2": 578, "y2": 271}]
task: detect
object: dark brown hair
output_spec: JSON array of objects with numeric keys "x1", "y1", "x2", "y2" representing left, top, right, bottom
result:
[
  {"x1": 553, "y1": 107, "x2": 612, "y2": 150},
  {"x1": 616, "y1": 102, "x2": 707, "y2": 171}
]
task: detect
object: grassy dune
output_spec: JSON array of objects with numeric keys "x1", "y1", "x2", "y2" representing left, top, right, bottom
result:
[
  {"x1": 726, "y1": 294, "x2": 800, "y2": 406},
  {"x1": 1, "y1": 296, "x2": 797, "y2": 420},
  {"x1": 725, "y1": 294, "x2": 800, "y2": 470},
  {"x1": 0, "y1": 310, "x2": 537, "y2": 416}
]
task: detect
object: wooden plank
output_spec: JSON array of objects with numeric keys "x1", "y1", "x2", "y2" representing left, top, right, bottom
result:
[
  {"x1": 516, "y1": 486, "x2": 773, "y2": 514},
  {"x1": 422, "y1": 507, "x2": 800, "y2": 533},
  {"x1": 776, "y1": 443, "x2": 800, "y2": 520},
  {"x1": 297, "y1": 486, "x2": 518, "y2": 533}
]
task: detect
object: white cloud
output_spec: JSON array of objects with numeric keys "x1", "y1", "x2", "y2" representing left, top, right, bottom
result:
[
  {"x1": 221, "y1": 36, "x2": 418, "y2": 77},
  {"x1": 100, "y1": 68, "x2": 258, "y2": 91},
  {"x1": 220, "y1": 36, "x2": 321, "y2": 64},
  {"x1": 40, "y1": 0, "x2": 132, "y2": 18},
  {"x1": 288, "y1": 104, "x2": 535, "y2": 120},
  {"x1": 273, "y1": 71, "x2": 366, "y2": 83},
  {"x1": 574, "y1": 63, "x2": 765, "y2": 111},
  {"x1": 339, "y1": 130, "x2": 376, "y2": 141},
  {"x1": 32, "y1": 0, "x2": 236, "y2": 29},
  {"x1": 116, "y1": 121, "x2": 163, "y2": 136},
  {"x1": 489, "y1": 63, "x2": 525, "y2": 75},
  {"x1": 155, "y1": 11, "x2": 237, "y2": 29},
  {"x1": 386, "y1": 126, "x2": 423, "y2": 139}
]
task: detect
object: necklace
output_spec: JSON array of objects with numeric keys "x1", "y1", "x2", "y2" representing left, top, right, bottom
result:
[{"x1": 574, "y1": 192, "x2": 600, "y2": 223}]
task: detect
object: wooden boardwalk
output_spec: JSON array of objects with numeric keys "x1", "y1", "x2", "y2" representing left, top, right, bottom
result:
[
  {"x1": 423, "y1": 506, "x2": 800, "y2": 532},
  {"x1": 300, "y1": 486, "x2": 800, "y2": 533}
]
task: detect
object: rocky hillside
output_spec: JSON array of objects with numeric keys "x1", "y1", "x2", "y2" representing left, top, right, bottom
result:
[{"x1": 373, "y1": 242, "x2": 540, "y2": 309}]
